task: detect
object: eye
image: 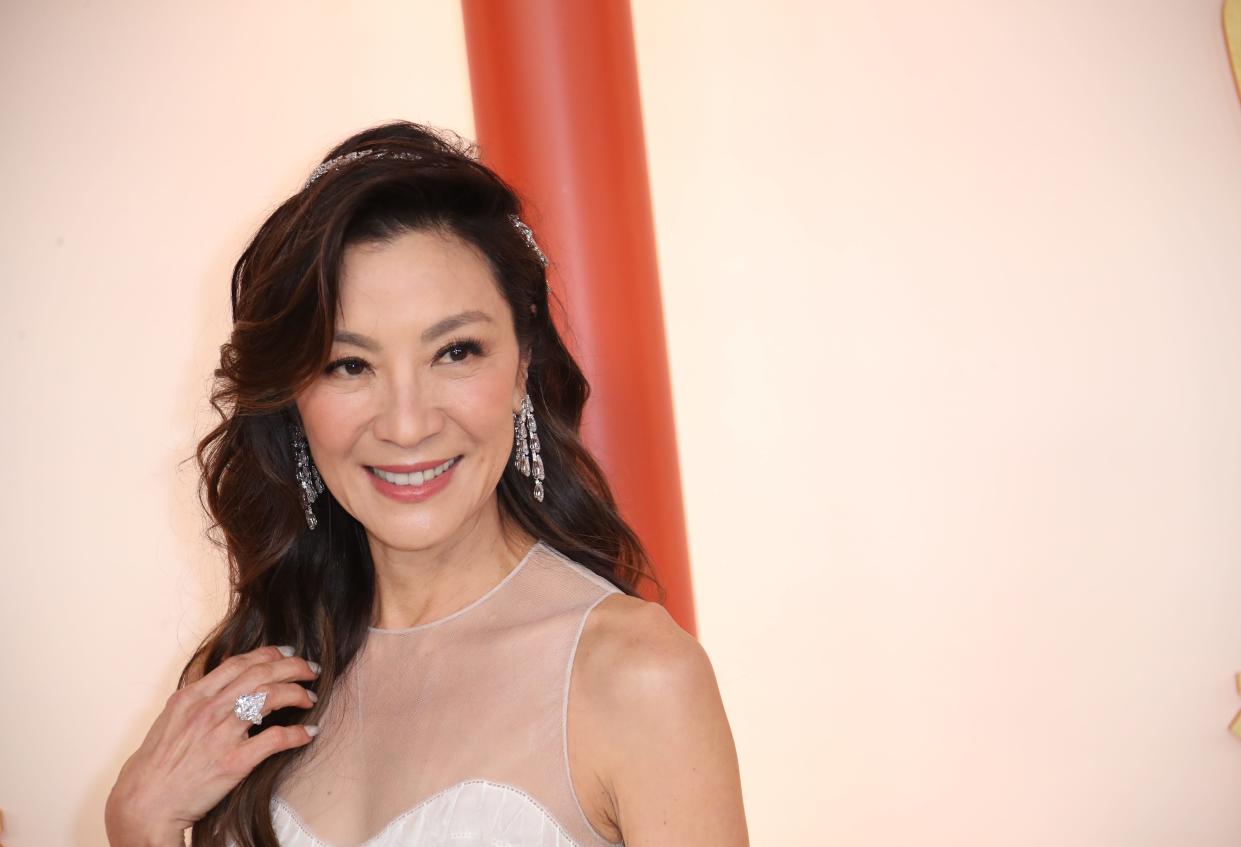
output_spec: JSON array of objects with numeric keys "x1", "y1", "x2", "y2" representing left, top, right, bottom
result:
[
  {"x1": 324, "y1": 356, "x2": 370, "y2": 377},
  {"x1": 436, "y1": 337, "x2": 485, "y2": 364}
]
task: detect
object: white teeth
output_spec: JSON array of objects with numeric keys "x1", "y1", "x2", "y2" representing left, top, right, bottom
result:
[{"x1": 371, "y1": 458, "x2": 457, "y2": 486}]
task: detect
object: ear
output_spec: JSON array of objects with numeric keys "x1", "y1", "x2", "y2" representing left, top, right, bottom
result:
[
  {"x1": 512, "y1": 304, "x2": 538, "y2": 411},
  {"x1": 513, "y1": 346, "x2": 532, "y2": 411}
]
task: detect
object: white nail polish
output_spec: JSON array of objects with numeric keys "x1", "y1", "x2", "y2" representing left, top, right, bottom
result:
[
  {"x1": 305, "y1": 724, "x2": 321, "y2": 737},
  {"x1": 307, "y1": 689, "x2": 319, "y2": 704},
  {"x1": 308, "y1": 660, "x2": 322, "y2": 674},
  {"x1": 276, "y1": 645, "x2": 295, "y2": 657}
]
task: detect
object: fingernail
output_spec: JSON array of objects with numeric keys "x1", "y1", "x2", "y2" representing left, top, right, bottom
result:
[
  {"x1": 307, "y1": 689, "x2": 319, "y2": 704},
  {"x1": 276, "y1": 645, "x2": 295, "y2": 657},
  {"x1": 305, "y1": 724, "x2": 320, "y2": 737},
  {"x1": 308, "y1": 660, "x2": 322, "y2": 674}
]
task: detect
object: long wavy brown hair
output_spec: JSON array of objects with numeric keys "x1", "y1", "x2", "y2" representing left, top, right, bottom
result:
[{"x1": 184, "y1": 121, "x2": 661, "y2": 846}]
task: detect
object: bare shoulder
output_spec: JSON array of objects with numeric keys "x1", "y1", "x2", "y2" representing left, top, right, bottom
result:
[
  {"x1": 575, "y1": 592, "x2": 724, "y2": 752},
  {"x1": 577, "y1": 592, "x2": 704, "y2": 688},
  {"x1": 571, "y1": 592, "x2": 749, "y2": 846}
]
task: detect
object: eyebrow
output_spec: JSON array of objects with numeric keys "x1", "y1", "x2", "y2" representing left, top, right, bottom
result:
[{"x1": 333, "y1": 310, "x2": 493, "y2": 350}]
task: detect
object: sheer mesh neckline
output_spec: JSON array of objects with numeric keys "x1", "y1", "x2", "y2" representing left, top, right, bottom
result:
[
  {"x1": 270, "y1": 539, "x2": 626, "y2": 847},
  {"x1": 365, "y1": 539, "x2": 544, "y2": 635}
]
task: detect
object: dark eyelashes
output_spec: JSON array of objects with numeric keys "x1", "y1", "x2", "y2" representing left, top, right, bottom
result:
[
  {"x1": 440, "y1": 336, "x2": 485, "y2": 361},
  {"x1": 323, "y1": 356, "x2": 369, "y2": 376},
  {"x1": 323, "y1": 336, "x2": 487, "y2": 376}
]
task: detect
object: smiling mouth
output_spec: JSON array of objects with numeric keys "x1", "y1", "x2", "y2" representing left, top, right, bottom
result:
[{"x1": 366, "y1": 456, "x2": 462, "y2": 487}]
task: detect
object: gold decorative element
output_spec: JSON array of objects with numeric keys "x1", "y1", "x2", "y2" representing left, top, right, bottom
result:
[{"x1": 1226, "y1": 0, "x2": 1241, "y2": 102}]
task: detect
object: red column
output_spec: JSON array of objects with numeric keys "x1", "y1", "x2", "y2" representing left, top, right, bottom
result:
[{"x1": 461, "y1": 0, "x2": 695, "y2": 633}]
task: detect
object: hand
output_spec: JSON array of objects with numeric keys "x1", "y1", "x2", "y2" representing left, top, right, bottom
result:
[{"x1": 105, "y1": 645, "x2": 320, "y2": 846}]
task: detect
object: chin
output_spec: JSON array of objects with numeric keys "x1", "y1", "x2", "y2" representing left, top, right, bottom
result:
[
  {"x1": 360, "y1": 524, "x2": 442, "y2": 554},
  {"x1": 364, "y1": 500, "x2": 485, "y2": 551}
]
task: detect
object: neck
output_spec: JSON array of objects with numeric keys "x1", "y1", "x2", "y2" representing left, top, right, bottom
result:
[{"x1": 366, "y1": 501, "x2": 536, "y2": 630}]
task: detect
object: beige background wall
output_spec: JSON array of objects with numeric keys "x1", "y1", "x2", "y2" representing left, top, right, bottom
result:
[{"x1": 3, "y1": 1, "x2": 1240, "y2": 845}]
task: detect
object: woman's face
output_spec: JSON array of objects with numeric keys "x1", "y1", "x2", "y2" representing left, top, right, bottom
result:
[{"x1": 295, "y1": 228, "x2": 527, "y2": 553}]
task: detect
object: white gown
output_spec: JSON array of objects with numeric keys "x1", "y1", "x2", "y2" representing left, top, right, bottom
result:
[{"x1": 263, "y1": 540, "x2": 626, "y2": 847}]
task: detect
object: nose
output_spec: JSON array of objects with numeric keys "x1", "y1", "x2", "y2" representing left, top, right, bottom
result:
[{"x1": 370, "y1": 368, "x2": 445, "y2": 449}]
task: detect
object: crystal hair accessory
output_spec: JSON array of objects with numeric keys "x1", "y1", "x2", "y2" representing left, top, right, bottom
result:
[
  {"x1": 302, "y1": 148, "x2": 549, "y2": 266},
  {"x1": 303, "y1": 148, "x2": 414, "y2": 189},
  {"x1": 509, "y1": 217, "x2": 548, "y2": 267}
]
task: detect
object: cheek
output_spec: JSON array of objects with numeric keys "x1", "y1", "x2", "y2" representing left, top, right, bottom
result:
[
  {"x1": 297, "y1": 385, "x2": 367, "y2": 455},
  {"x1": 455, "y1": 374, "x2": 518, "y2": 447}
]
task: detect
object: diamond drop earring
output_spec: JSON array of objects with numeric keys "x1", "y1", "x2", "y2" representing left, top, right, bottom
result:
[
  {"x1": 513, "y1": 393, "x2": 546, "y2": 502},
  {"x1": 289, "y1": 421, "x2": 325, "y2": 529}
]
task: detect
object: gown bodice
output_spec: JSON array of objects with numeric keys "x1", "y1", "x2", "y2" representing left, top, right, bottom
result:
[{"x1": 265, "y1": 540, "x2": 626, "y2": 847}]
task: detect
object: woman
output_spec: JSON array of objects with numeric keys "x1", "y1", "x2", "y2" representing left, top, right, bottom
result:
[{"x1": 105, "y1": 122, "x2": 748, "y2": 847}]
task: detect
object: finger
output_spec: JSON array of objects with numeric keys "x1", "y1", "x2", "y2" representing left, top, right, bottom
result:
[
  {"x1": 194, "y1": 645, "x2": 297, "y2": 697},
  {"x1": 215, "y1": 656, "x2": 320, "y2": 721},
  {"x1": 157, "y1": 647, "x2": 300, "y2": 738},
  {"x1": 226, "y1": 655, "x2": 321, "y2": 697},
  {"x1": 226, "y1": 724, "x2": 319, "y2": 776}
]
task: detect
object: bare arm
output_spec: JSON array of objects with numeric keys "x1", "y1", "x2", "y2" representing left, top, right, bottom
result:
[{"x1": 579, "y1": 597, "x2": 750, "y2": 846}]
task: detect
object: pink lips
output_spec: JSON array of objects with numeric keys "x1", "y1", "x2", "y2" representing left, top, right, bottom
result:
[{"x1": 366, "y1": 457, "x2": 461, "y2": 503}]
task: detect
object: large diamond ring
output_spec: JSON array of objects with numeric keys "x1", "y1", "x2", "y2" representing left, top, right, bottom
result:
[{"x1": 233, "y1": 691, "x2": 267, "y2": 725}]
